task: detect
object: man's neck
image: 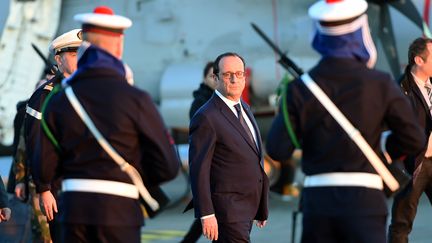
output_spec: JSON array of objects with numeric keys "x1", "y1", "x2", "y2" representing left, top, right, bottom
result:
[
  {"x1": 411, "y1": 66, "x2": 429, "y2": 83},
  {"x1": 215, "y1": 90, "x2": 240, "y2": 104}
]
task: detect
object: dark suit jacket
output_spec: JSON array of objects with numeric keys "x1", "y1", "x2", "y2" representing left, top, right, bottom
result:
[
  {"x1": 400, "y1": 69, "x2": 432, "y2": 173},
  {"x1": 189, "y1": 93, "x2": 269, "y2": 223}
]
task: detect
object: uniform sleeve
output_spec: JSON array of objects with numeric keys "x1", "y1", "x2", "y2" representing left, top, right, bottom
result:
[
  {"x1": 0, "y1": 178, "x2": 8, "y2": 208},
  {"x1": 25, "y1": 87, "x2": 50, "y2": 168},
  {"x1": 188, "y1": 112, "x2": 216, "y2": 218},
  {"x1": 137, "y1": 94, "x2": 180, "y2": 185},
  {"x1": 384, "y1": 79, "x2": 426, "y2": 159},
  {"x1": 266, "y1": 83, "x2": 300, "y2": 162},
  {"x1": 31, "y1": 97, "x2": 60, "y2": 193}
]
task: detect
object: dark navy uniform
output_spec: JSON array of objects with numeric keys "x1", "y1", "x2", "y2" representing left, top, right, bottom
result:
[
  {"x1": 24, "y1": 76, "x2": 64, "y2": 242},
  {"x1": 33, "y1": 44, "x2": 179, "y2": 242},
  {"x1": 25, "y1": 76, "x2": 61, "y2": 166},
  {"x1": 266, "y1": 57, "x2": 425, "y2": 243},
  {"x1": 26, "y1": 76, "x2": 63, "y2": 193}
]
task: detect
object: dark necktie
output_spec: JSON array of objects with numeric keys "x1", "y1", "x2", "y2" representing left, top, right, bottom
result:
[{"x1": 234, "y1": 103, "x2": 256, "y2": 147}]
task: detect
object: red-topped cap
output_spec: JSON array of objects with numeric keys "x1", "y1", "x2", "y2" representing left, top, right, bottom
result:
[
  {"x1": 93, "y1": 6, "x2": 114, "y2": 15},
  {"x1": 74, "y1": 5, "x2": 132, "y2": 35},
  {"x1": 309, "y1": 0, "x2": 368, "y2": 22}
]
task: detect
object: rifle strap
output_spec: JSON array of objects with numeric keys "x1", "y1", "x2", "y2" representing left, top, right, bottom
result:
[
  {"x1": 300, "y1": 73, "x2": 400, "y2": 192},
  {"x1": 64, "y1": 86, "x2": 160, "y2": 211}
]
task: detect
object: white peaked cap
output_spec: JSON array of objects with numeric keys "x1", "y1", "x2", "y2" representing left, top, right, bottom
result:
[{"x1": 49, "y1": 29, "x2": 82, "y2": 55}]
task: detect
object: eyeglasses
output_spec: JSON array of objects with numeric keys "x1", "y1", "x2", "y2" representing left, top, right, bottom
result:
[{"x1": 219, "y1": 71, "x2": 245, "y2": 80}]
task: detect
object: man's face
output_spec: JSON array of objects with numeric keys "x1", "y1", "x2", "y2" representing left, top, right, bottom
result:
[
  {"x1": 421, "y1": 43, "x2": 432, "y2": 78},
  {"x1": 55, "y1": 51, "x2": 77, "y2": 77},
  {"x1": 204, "y1": 67, "x2": 217, "y2": 90},
  {"x1": 215, "y1": 56, "x2": 245, "y2": 101}
]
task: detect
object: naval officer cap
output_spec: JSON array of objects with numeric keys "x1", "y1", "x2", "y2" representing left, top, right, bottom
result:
[
  {"x1": 74, "y1": 6, "x2": 132, "y2": 36},
  {"x1": 308, "y1": 0, "x2": 368, "y2": 22},
  {"x1": 49, "y1": 29, "x2": 82, "y2": 55}
]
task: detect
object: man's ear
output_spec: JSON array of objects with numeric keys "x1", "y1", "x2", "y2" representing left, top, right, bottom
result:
[
  {"x1": 54, "y1": 54, "x2": 62, "y2": 66},
  {"x1": 414, "y1": 55, "x2": 424, "y2": 66}
]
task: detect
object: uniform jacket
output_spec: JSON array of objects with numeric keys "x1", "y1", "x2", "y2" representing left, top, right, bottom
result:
[
  {"x1": 266, "y1": 57, "x2": 425, "y2": 216},
  {"x1": 189, "y1": 94, "x2": 269, "y2": 223},
  {"x1": 399, "y1": 69, "x2": 432, "y2": 173},
  {"x1": 25, "y1": 76, "x2": 63, "y2": 196},
  {"x1": 33, "y1": 45, "x2": 179, "y2": 226}
]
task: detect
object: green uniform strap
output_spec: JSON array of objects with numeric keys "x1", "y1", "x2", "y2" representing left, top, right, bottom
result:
[
  {"x1": 40, "y1": 84, "x2": 62, "y2": 152},
  {"x1": 280, "y1": 74, "x2": 301, "y2": 149}
]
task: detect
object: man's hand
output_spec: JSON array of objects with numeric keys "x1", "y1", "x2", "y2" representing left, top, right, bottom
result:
[
  {"x1": 40, "y1": 191, "x2": 57, "y2": 221},
  {"x1": 201, "y1": 216, "x2": 218, "y2": 241},
  {"x1": 0, "y1": 208, "x2": 11, "y2": 222},
  {"x1": 14, "y1": 183, "x2": 26, "y2": 200},
  {"x1": 255, "y1": 220, "x2": 267, "y2": 228}
]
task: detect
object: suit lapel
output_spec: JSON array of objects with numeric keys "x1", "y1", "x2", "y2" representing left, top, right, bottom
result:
[
  {"x1": 214, "y1": 96, "x2": 259, "y2": 156},
  {"x1": 241, "y1": 101, "x2": 263, "y2": 158},
  {"x1": 410, "y1": 76, "x2": 432, "y2": 120}
]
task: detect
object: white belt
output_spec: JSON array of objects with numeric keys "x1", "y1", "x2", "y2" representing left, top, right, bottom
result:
[
  {"x1": 62, "y1": 179, "x2": 139, "y2": 199},
  {"x1": 304, "y1": 172, "x2": 383, "y2": 190}
]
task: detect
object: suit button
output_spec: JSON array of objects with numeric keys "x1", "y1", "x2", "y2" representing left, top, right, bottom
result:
[{"x1": 259, "y1": 179, "x2": 262, "y2": 182}]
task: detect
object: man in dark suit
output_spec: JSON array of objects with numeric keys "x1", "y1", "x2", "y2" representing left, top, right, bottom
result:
[
  {"x1": 388, "y1": 37, "x2": 432, "y2": 243},
  {"x1": 266, "y1": 0, "x2": 425, "y2": 242},
  {"x1": 189, "y1": 52, "x2": 268, "y2": 242}
]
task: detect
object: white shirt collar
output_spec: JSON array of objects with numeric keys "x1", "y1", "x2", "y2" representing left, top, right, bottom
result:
[
  {"x1": 411, "y1": 72, "x2": 430, "y2": 87},
  {"x1": 215, "y1": 90, "x2": 243, "y2": 118},
  {"x1": 215, "y1": 90, "x2": 240, "y2": 107}
]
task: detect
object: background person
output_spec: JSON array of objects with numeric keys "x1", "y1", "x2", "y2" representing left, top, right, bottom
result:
[
  {"x1": 181, "y1": 61, "x2": 214, "y2": 243},
  {"x1": 12, "y1": 28, "x2": 82, "y2": 243},
  {"x1": 388, "y1": 37, "x2": 432, "y2": 243},
  {"x1": 189, "y1": 61, "x2": 216, "y2": 119}
]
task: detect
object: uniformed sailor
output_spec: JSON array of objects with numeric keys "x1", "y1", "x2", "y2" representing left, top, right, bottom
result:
[
  {"x1": 12, "y1": 28, "x2": 82, "y2": 242},
  {"x1": 266, "y1": 0, "x2": 426, "y2": 242},
  {"x1": 32, "y1": 6, "x2": 179, "y2": 243}
]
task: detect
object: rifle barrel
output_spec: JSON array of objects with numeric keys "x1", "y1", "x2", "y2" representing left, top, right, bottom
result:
[
  {"x1": 31, "y1": 43, "x2": 50, "y2": 66},
  {"x1": 251, "y1": 23, "x2": 304, "y2": 77}
]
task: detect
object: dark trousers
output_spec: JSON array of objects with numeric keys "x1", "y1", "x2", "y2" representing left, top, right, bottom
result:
[
  {"x1": 388, "y1": 158, "x2": 432, "y2": 243},
  {"x1": 181, "y1": 218, "x2": 202, "y2": 243},
  {"x1": 301, "y1": 213, "x2": 386, "y2": 243},
  {"x1": 213, "y1": 220, "x2": 253, "y2": 243},
  {"x1": 61, "y1": 223, "x2": 141, "y2": 243},
  {"x1": 48, "y1": 215, "x2": 61, "y2": 243}
]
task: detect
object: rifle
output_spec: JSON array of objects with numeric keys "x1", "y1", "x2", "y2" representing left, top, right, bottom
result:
[
  {"x1": 251, "y1": 23, "x2": 304, "y2": 78},
  {"x1": 31, "y1": 43, "x2": 62, "y2": 78}
]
